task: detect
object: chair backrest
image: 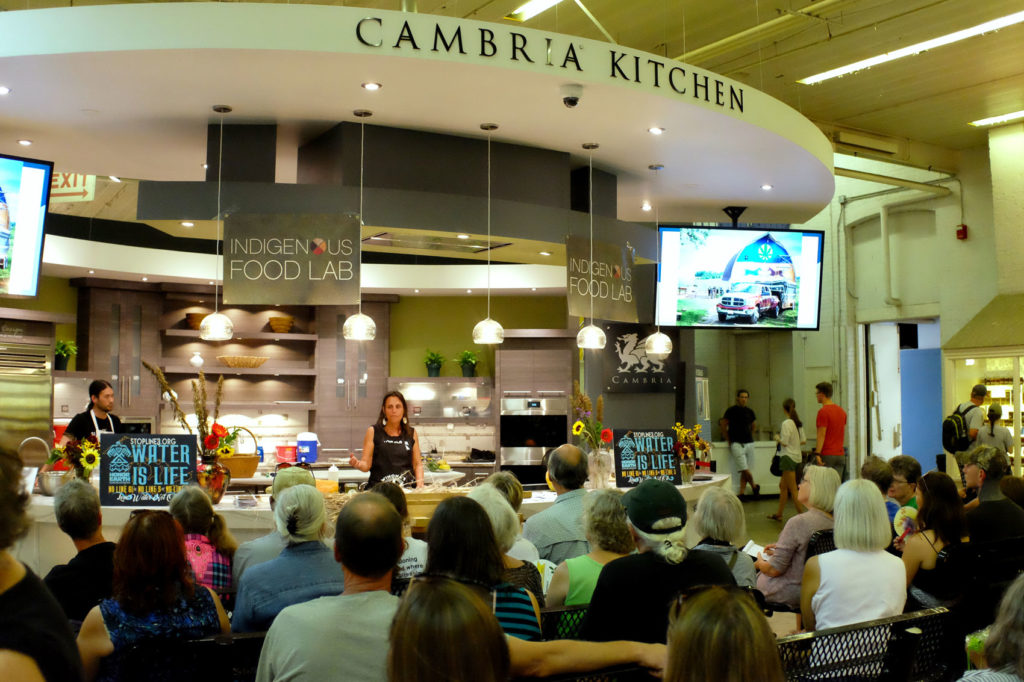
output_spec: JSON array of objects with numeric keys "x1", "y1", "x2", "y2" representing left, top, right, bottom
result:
[
  {"x1": 539, "y1": 604, "x2": 589, "y2": 640},
  {"x1": 806, "y1": 529, "x2": 835, "y2": 559},
  {"x1": 119, "y1": 631, "x2": 267, "y2": 682},
  {"x1": 937, "y1": 535, "x2": 1024, "y2": 635},
  {"x1": 776, "y1": 607, "x2": 951, "y2": 682}
]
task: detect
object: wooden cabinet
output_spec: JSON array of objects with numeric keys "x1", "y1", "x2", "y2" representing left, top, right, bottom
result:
[
  {"x1": 77, "y1": 287, "x2": 162, "y2": 417},
  {"x1": 496, "y1": 347, "x2": 573, "y2": 397}
]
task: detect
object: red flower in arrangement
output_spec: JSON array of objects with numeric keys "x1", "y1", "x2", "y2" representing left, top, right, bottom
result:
[
  {"x1": 211, "y1": 423, "x2": 228, "y2": 438},
  {"x1": 204, "y1": 434, "x2": 220, "y2": 450},
  {"x1": 600, "y1": 428, "x2": 613, "y2": 443}
]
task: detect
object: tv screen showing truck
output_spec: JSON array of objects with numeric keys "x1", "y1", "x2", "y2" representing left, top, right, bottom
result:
[
  {"x1": 0, "y1": 153, "x2": 53, "y2": 298},
  {"x1": 654, "y1": 226, "x2": 824, "y2": 330}
]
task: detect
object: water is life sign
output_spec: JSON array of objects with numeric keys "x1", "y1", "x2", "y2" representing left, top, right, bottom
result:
[
  {"x1": 99, "y1": 434, "x2": 197, "y2": 506},
  {"x1": 613, "y1": 428, "x2": 680, "y2": 487}
]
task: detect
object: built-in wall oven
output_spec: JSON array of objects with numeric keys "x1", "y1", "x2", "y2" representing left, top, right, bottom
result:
[{"x1": 499, "y1": 397, "x2": 569, "y2": 470}]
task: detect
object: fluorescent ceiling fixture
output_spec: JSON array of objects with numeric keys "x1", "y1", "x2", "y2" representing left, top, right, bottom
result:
[
  {"x1": 17, "y1": 139, "x2": 31, "y2": 146},
  {"x1": 506, "y1": 0, "x2": 562, "y2": 21},
  {"x1": 761, "y1": 184, "x2": 773, "y2": 191},
  {"x1": 361, "y1": 82, "x2": 382, "y2": 90},
  {"x1": 799, "y1": 10, "x2": 1024, "y2": 85},
  {"x1": 648, "y1": 127, "x2": 665, "y2": 135},
  {"x1": 181, "y1": 221, "x2": 195, "y2": 227},
  {"x1": 969, "y1": 109, "x2": 1024, "y2": 127},
  {"x1": 108, "y1": 176, "x2": 121, "y2": 183},
  {"x1": 0, "y1": 86, "x2": 10, "y2": 95},
  {"x1": 641, "y1": 201, "x2": 652, "y2": 212},
  {"x1": 457, "y1": 233, "x2": 469, "y2": 239},
  {"x1": 539, "y1": 251, "x2": 551, "y2": 256}
]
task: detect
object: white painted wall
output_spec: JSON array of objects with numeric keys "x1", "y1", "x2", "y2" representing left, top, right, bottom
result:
[{"x1": 867, "y1": 322, "x2": 902, "y2": 459}]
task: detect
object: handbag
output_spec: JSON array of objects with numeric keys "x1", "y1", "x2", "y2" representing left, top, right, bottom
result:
[{"x1": 770, "y1": 442, "x2": 782, "y2": 477}]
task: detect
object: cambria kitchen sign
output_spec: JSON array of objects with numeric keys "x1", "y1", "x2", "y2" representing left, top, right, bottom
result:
[{"x1": 223, "y1": 214, "x2": 360, "y2": 305}]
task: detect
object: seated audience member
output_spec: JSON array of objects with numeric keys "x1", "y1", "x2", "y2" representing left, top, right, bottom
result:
[
  {"x1": 755, "y1": 465, "x2": 840, "y2": 609},
  {"x1": 665, "y1": 585, "x2": 785, "y2": 682},
  {"x1": 959, "y1": 573, "x2": 1024, "y2": 682},
  {"x1": 902, "y1": 471, "x2": 969, "y2": 609},
  {"x1": 579, "y1": 479, "x2": 735, "y2": 644},
  {"x1": 888, "y1": 455, "x2": 922, "y2": 510},
  {"x1": 469, "y1": 483, "x2": 545, "y2": 606},
  {"x1": 392, "y1": 576, "x2": 667, "y2": 680},
  {"x1": 169, "y1": 485, "x2": 237, "y2": 602},
  {"x1": 256, "y1": 493, "x2": 403, "y2": 682},
  {"x1": 861, "y1": 455, "x2": 898, "y2": 522},
  {"x1": 44, "y1": 479, "x2": 116, "y2": 623},
  {"x1": 426, "y1": 496, "x2": 543, "y2": 640},
  {"x1": 485, "y1": 471, "x2": 539, "y2": 563},
  {"x1": 692, "y1": 487, "x2": 756, "y2": 588},
  {"x1": 1001, "y1": 476, "x2": 1024, "y2": 509},
  {"x1": 547, "y1": 488, "x2": 634, "y2": 607},
  {"x1": 964, "y1": 447, "x2": 1024, "y2": 544},
  {"x1": 370, "y1": 481, "x2": 428, "y2": 586},
  {"x1": 0, "y1": 447, "x2": 83, "y2": 682},
  {"x1": 233, "y1": 485, "x2": 342, "y2": 632},
  {"x1": 801, "y1": 480, "x2": 906, "y2": 630},
  {"x1": 522, "y1": 444, "x2": 590, "y2": 564},
  {"x1": 977, "y1": 405, "x2": 1015, "y2": 456},
  {"x1": 233, "y1": 466, "x2": 316, "y2": 584},
  {"x1": 77, "y1": 510, "x2": 229, "y2": 681}
]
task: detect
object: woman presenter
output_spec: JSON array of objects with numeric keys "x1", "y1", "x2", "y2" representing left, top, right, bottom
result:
[{"x1": 350, "y1": 391, "x2": 424, "y2": 488}]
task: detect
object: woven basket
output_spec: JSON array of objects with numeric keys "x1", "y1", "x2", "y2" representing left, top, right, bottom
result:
[
  {"x1": 269, "y1": 316, "x2": 294, "y2": 333},
  {"x1": 217, "y1": 355, "x2": 269, "y2": 368},
  {"x1": 222, "y1": 454, "x2": 259, "y2": 478}
]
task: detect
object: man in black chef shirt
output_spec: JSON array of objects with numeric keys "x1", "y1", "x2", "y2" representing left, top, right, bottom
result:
[
  {"x1": 720, "y1": 389, "x2": 760, "y2": 499},
  {"x1": 60, "y1": 380, "x2": 122, "y2": 447}
]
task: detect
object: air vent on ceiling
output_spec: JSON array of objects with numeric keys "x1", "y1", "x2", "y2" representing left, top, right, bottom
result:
[{"x1": 833, "y1": 130, "x2": 899, "y2": 155}]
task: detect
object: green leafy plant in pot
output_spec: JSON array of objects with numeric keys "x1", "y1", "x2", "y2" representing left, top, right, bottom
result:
[
  {"x1": 456, "y1": 350, "x2": 478, "y2": 377},
  {"x1": 424, "y1": 349, "x2": 445, "y2": 377},
  {"x1": 54, "y1": 339, "x2": 78, "y2": 372}
]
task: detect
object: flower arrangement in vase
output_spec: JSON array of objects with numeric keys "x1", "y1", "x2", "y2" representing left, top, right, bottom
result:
[
  {"x1": 672, "y1": 422, "x2": 710, "y2": 483},
  {"x1": 48, "y1": 435, "x2": 101, "y2": 480},
  {"x1": 571, "y1": 381, "x2": 614, "y2": 488}
]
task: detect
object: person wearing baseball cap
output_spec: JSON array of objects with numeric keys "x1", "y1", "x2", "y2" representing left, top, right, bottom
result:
[
  {"x1": 578, "y1": 479, "x2": 736, "y2": 644},
  {"x1": 232, "y1": 465, "x2": 318, "y2": 584}
]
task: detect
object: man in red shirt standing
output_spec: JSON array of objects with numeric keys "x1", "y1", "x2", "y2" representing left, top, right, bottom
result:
[{"x1": 813, "y1": 381, "x2": 847, "y2": 480}]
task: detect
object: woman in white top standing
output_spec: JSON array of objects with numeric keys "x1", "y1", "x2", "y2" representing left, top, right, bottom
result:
[
  {"x1": 769, "y1": 398, "x2": 807, "y2": 521},
  {"x1": 977, "y1": 405, "x2": 1015, "y2": 457}
]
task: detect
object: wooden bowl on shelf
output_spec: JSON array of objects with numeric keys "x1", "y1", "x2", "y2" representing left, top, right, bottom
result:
[
  {"x1": 269, "y1": 316, "x2": 294, "y2": 333},
  {"x1": 217, "y1": 355, "x2": 269, "y2": 368},
  {"x1": 222, "y1": 454, "x2": 259, "y2": 479},
  {"x1": 185, "y1": 313, "x2": 206, "y2": 330}
]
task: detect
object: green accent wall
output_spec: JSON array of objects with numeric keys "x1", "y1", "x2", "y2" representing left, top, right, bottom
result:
[
  {"x1": 2, "y1": 276, "x2": 78, "y2": 369},
  {"x1": 390, "y1": 295, "x2": 567, "y2": 377}
]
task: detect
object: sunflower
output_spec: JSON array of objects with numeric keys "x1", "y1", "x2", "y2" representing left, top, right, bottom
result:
[
  {"x1": 79, "y1": 447, "x2": 101, "y2": 471},
  {"x1": 216, "y1": 444, "x2": 234, "y2": 458},
  {"x1": 572, "y1": 420, "x2": 584, "y2": 436}
]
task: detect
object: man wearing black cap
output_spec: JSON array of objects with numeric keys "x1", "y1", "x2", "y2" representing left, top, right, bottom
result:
[{"x1": 578, "y1": 479, "x2": 735, "y2": 644}]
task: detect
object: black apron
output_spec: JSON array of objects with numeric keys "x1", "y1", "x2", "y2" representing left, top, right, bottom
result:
[{"x1": 368, "y1": 424, "x2": 414, "y2": 486}]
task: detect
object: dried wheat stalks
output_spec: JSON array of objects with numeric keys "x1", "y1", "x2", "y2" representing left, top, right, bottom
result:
[{"x1": 142, "y1": 360, "x2": 192, "y2": 433}]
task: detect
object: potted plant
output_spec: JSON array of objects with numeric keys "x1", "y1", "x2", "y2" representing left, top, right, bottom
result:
[
  {"x1": 424, "y1": 349, "x2": 445, "y2": 377},
  {"x1": 456, "y1": 350, "x2": 478, "y2": 377},
  {"x1": 54, "y1": 339, "x2": 78, "y2": 371}
]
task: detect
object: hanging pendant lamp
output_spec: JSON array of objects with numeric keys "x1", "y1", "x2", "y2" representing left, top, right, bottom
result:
[
  {"x1": 643, "y1": 163, "x2": 673, "y2": 360},
  {"x1": 472, "y1": 123, "x2": 504, "y2": 345},
  {"x1": 200, "y1": 106, "x2": 234, "y2": 341},
  {"x1": 343, "y1": 110, "x2": 377, "y2": 341},
  {"x1": 577, "y1": 143, "x2": 605, "y2": 350}
]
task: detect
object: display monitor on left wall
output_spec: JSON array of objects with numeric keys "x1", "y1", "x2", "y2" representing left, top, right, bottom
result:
[{"x1": 0, "y1": 153, "x2": 53, "y2": 298}]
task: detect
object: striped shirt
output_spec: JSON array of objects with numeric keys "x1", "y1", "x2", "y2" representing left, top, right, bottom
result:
[{"x1": 492, "y1": 583, "x2": 541, "y2": 641}]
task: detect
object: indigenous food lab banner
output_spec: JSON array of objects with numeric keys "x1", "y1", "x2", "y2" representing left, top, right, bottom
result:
[
  {"x1": 566, "y1": 236, "x2": 638, "y2": 323},
  {"x1": 223, "y1": 213, "x2": 360, "y2": 305},
  {"x1": 99, "y1": 434, "x2": 197, "y2": 506},
  {"x1": 613, "y1": 428, "x2": 680, "y2": 487}
]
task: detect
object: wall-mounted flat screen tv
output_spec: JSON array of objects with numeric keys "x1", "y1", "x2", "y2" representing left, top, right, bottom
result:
[
  {"x1": 0, "y1": 153, "x2": 53, "y2": 298},
  {"x1": 655, "y1": 225, "x2": 824, "y2": 330}
]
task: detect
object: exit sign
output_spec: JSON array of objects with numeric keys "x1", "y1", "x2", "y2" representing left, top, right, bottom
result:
[{"x1": 49, "y1": 172, "x2": 95, "y2": 203}]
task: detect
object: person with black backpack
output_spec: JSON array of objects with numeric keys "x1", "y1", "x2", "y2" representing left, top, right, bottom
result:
[{"x1": 943, "y1": 384, "x2": 987, "y2": 487}]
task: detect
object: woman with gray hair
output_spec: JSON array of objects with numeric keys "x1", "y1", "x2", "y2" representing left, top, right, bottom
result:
[
  {"x1": 468, "y1": 483, "x2": 545, "y2": 607},
  {"x1": 231, "y1": 485, "x2": 342, "y2": 632},
  {"x1": 547, "y1": 488, "x2": 634, "y2": 607},
  {"x1": 692, "y1": 487, "x2": 755, "y2": 588}
]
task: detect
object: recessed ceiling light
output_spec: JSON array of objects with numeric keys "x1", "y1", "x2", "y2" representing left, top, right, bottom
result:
[
  {"x1": 88, "y1": 270, "x2": 95, "y2": 274},
  {"x1": 799, "y1": 9, "x2": 1024, "y2": 84},
  {"x1": 539, "y1": 251, "x2": 551, "y2": 256},
  {"x1": 181, "y1": 221, "x2": 195, "y2": 227},
  {"x1": 531, "y1": 287, "x2": 537, "y2": 291},
  {"x1": 761, "y1": 184, "x2": 774, "y2": 191},
  {"x1": 457, "y1": 234, "x2": 469, "y2": 239},
  {"x1": 969, "y1": 110, "x2": 1024, "y2": 127},
  {"x1": 362, "y1": 82, "x2": 382, "y2": 91},
  {"x1": 641, "y1": 201, "x2": 652, "y2": 212},
  {"x1": 202, "y1": 163, "x2": 209, "y2": 169},
  {"x1": 414, "y1": 289, "x2": 420, "y2": 293},
  {"x1": 141, "y1": 277, "x2": 148, "y2": 282},
  {"x1": 648, "y1": 127, "x2": 665, "y2": 135},
  {"x1": 208, "y1": 281, "x2": 214, "y2": 285},
  {"x1": 0, "y1": 86, "x2": 10, "y2": 96},
  {"x1": 467, "y1": 289, "x2": 472, "y2": 294},
  {"x1": 17, "y1": 139, "x2": 31, "y2": 146}
]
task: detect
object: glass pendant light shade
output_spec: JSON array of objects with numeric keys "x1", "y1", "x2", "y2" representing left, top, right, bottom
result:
[
  {"x1": 199, "y1": 312, "x2": 233, "y2": 341},
  {"x1": 343, "y1": 312, "x2": 377, "y2": 341},
  {"x1": 643, "y1": 331, "x2": 673, "y2": 360},
  {"x1": 472, "y1": 317, "x2": 505, "y2": 344},
  {"x1": 576, "y1": 323, "x2": 606, "y2": 349}
]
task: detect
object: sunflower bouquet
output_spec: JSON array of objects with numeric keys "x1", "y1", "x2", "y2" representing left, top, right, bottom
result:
[
  {"x1": 48, "y1": 436, "x2": 101, "y2": 479},
  {"x1": 571, "y1": 381, "x2": 613, "y2": 451},
  {"x1": 203, "y1": 422, "x2": 240, "y2": 460},
  {"x1": 672, "y1": 422, "x2": 710, "y2": 460}
]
